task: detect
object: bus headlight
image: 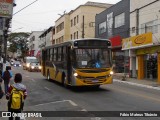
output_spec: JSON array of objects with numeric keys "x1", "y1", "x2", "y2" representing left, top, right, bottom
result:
[
  {"x1": 27, "y1": 63, "x2": 30, "y2": 67},
  {"x1": 74, "y1": 73, "x2": 78, "y2": 77},
  {"x1": 110, "y1": 71, "x2": 113, "y2": 75},
  {"x1": 39, "y1": 66, "x2": 42, "y2": 69},
  {"x1": 31, "y1": 66, "x2": 34, "y2": 69}
]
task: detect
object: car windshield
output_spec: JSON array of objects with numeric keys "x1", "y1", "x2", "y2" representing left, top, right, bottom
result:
[
  {"x1": 31, "y1": 62, "x2": 39, "y2": 65},
  {"x1": 71, "y1": 49, "x2": 112, "y2": 68},
  {"x1": 26, "y1": 59, "x2": 38, "y2": 63},
  {"x1": 14, "y1": 61, "x2": 20, "y2": 64}
]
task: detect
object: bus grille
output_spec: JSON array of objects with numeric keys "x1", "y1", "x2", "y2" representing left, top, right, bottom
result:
[
  {"x1": 78, "y1": 76, "x2": 107, "y2": 84},
  {"x1": 83, "y1": 79, "x2": 106, "y2": 84},
  {"x1": 79, "y1": 69, "x2": 108, "y2": 73}
]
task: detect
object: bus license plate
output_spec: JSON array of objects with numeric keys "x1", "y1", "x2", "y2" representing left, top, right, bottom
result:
[{"x1": 93, "y1": 80, "x2": 98, "y2": 82}]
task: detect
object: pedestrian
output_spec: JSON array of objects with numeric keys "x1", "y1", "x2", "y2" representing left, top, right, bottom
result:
[
  {"x1": 2, "y1": 66, "x2": 13, "y2": 94},
  {"x1": 6, "y1": 73, "x2": 27, "y2": 120}
]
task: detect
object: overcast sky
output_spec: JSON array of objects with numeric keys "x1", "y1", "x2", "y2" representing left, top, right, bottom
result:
[{"x1": 11, "y1": 0, "x2": 121, "y2": 33}]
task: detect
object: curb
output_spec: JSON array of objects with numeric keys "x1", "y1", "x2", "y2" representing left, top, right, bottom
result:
[{"x1": 113, "y1": 79, "x2": 160, "y2": 91}]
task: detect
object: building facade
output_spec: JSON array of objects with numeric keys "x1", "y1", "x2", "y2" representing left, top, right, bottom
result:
[
  {"x1": 55, "y1": 14, "x2": 70, "y2": 43},
  {"x1": 54, "y1": 1, "x2": 112, "y2": 44},
  {"x1": 122, "y1": 0, "x2": 160, "y2": 83},
  {"x1": 95, "y1": 0, "x2": 130, "y2": 75},
  {"x1": 28, "y1": 31, "x2": 43, "y2": 57},
  {"x1": 39, "y1": 27, "x2": 54, "y2": 48}
]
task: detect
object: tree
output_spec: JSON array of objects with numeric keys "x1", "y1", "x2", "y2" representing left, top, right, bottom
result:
[{"x1": 8, "y1": 32, "x2": 30, "y2": 58}]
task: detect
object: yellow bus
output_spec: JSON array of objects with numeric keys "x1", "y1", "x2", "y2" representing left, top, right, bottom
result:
[{"x1": 41, "y1": 38, "x2": 113, "y2": 87}]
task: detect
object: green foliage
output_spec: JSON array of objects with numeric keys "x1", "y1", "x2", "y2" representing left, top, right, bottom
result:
[{"x1": 8, "y1": 32, "x2": 30, "y2": 58}]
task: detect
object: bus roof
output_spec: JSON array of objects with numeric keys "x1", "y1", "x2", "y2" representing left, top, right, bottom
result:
[{"x1": 44, "y1": 38, "x2": 110, "y2": 49}]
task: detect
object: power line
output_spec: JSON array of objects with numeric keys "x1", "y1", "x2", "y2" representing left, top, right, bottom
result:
[{"x1": 13, "y1": 0, "x2": 38, "y2": 16}]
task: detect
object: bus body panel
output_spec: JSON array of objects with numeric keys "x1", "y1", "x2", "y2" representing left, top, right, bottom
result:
[{"x1": 41, "y1": 38, "x2": 113, "y2": 87}]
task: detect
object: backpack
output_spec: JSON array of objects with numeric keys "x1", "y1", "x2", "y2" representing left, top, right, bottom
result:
[
  {"x1": 3, "y1": 71, "x2": 11, "y2": 81},
  {"x1": 9, "y1": 86, "x2": 24, "y2": 110}
]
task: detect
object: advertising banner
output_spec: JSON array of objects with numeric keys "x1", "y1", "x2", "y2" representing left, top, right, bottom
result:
[
  {"x1": 122, "y1": 32, "x2": 153, "y2": 50},
  {"x1": 0, "y1": 0, "x2": 13, "y2": 18}
]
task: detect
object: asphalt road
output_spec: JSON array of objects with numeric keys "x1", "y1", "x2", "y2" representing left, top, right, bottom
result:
[{"x1": 1, "y1": 66, "x2": 160, "y2": 120}]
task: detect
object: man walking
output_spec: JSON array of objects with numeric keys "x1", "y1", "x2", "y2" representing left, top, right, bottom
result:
[{"x1": 2, "y1": 66, "x2": 12, "y2": 94}]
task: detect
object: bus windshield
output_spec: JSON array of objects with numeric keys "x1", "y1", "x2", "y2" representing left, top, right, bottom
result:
[{"x1": 72, "y1": 49, "x2": 112, "y2": 68}]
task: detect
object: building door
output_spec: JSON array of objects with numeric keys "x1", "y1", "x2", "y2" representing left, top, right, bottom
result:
[
  {"x1": 132, "y1": 57, "x2": 136, "y2": 78},
  {"x1": 145, "y1": 54, "x2": 157, "y2": 79}
]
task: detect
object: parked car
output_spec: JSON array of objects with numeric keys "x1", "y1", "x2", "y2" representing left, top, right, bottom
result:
[
  {"x1": 13, "y1": 61, "x2": 21, "y2": 67},
  {"x1": 28, "y1": 62, "x2": 41, "y2": 72}
]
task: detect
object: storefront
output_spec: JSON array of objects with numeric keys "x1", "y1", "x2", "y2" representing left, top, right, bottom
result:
[
  {"x1": 110, "y1": 35, "x2": 129, "y2": 74},
  {"x1": 122, "y1": 32, "x2": 160, "y2": 83}
]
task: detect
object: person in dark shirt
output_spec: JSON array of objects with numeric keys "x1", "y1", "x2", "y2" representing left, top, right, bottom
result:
[{"x1": 2, "y1": 66, "x2": 13, "y2": 94}]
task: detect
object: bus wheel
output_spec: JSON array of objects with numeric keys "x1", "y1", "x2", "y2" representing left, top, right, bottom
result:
[
  {"x1": 62, "y1": 74, "x2": 67, "y2": 88},
  {"x1": 47, "y1": 71, "x2": 50, "y2": 81}
]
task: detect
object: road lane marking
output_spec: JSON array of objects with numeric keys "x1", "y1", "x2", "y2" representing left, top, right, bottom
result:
[
  {"x1": 113, "y1": 79, "x2": 160, "y2": 91},
  {"x1": 33, "y1": 100, "x2": 78, "y2": 107},
  {"x1": 44, "y1": 87, "x2": 50, "y2": 91},
  {"x1": 65, "y1": 100, "x2": 78, "y2": 106},
  {"x1": 31, "y1": 79, "x2": 35, "y2": 82},
  {"x1": 34, "y1": 100, "x2": 67, "y2": 106},
  {"x1": 91, "y1": 117, "x2": 101, "y2": 120},
  {"x1": 81, "y1": 109, "x2": 87, "y2": 111}
]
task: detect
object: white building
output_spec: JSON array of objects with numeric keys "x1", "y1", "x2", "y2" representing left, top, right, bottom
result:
[
  {"x1": 28, "y1": 31, "x2": 43, "y2": 57},
  {"x1": 39, "y1": 26, "x2": 54, "y2": 48}
]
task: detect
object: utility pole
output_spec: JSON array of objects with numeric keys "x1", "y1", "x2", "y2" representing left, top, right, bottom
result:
[
  {"x1": 82, "y1": 15, "x2": 85, "y2": 38},
  {"x1": 3, "y1": 18, "x2": 10, "y2": 64}
]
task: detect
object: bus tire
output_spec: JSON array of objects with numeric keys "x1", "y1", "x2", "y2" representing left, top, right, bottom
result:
[{"x1": 62, "y1": 74, "x2": 67, "y2": 87}]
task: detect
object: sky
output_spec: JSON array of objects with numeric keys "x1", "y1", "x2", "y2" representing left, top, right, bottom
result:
[{"x1": 11, "y1": 0, "x2": 121, "y2": 33}]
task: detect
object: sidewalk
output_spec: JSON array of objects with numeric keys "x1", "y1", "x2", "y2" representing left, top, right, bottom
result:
[
  {"x1": 113, "y1": 74, "x2": 160, "y2": 88},
  {"x1": 0, "y1": 84, "x2": 8, "y2": 120}
]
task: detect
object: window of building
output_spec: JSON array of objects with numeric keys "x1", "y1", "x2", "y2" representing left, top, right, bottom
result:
[
  {"x1": 71, "y1": 19, "x2": 73, "y2": 27},
  {"x1": 115, "y1": 13, "x2": 125, "y2": 28},
  {"x1": 74, "y1": 17, "x2": 76, "y2": 25},
  {"x1": 89, "y1": 22, "x2": 95, "y2": 27},
  {"x1": 77, "y1": 31, "x2": 78, "y2": 39},
  {"x1": 31, "y1": 36, "x2": 35, "y2": 41},
  {"x1": 98, "y1": 21, "x2": 106, "y2": 34},
  {"x1": 56, "y1": 22, "x2": 64, "y2": 33},
  {"x1": 77, "y1": 15, "x2": 79, "y2": 23},
  {"x1": 141, "y1": 20, "x2": 158, "y2": 34},
  {"x1": 74, "y1": 32, "x2": 76, "y2": 39}
]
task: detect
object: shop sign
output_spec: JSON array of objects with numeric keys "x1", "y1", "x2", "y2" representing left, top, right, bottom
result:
[
  {"x1": 0, "y1": 0, "x2": 13, "y2": 18},
  {"x1": 136, "y1": 46, "x2": 160, "y2": 55},
  {"x1": 110, "y1": 35, "x2": 121, "y2": 48},
  {"x1": 122, "y1": 32, "x2": 153, "y2": 50}
]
